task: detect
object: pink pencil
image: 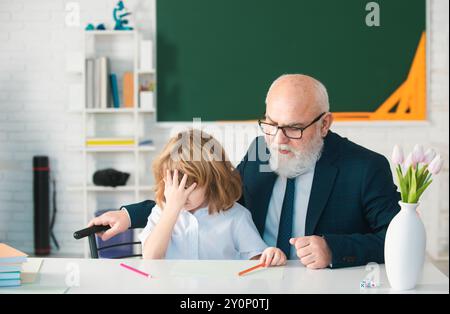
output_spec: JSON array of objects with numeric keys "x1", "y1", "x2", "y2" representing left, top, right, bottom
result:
[{"x1": 120, "y1": 262, "x2": 152, "y2": 278}]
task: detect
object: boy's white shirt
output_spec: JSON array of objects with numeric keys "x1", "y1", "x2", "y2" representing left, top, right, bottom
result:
[{"x1": 139, "y1": 202, "x2": 268, "y2": 260}]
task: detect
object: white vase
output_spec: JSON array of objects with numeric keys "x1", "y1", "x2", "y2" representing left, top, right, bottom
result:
[{"x1": 385, "y1": 201, "x2": 426, "y2": 291}]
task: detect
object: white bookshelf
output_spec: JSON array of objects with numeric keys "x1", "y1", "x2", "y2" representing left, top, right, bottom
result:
[
  {"x1": 84, "y1": 108, "x2": 155, "y2": 113},
  {"x1": 67, "y1": 186, "x2": 154, "y2": 192},
  {"x1": 68, "y1": 145, "x2": 156, "y2": 153},
  {"x1": 68, "y1": 29, "x2": 157, "y2": 257}
]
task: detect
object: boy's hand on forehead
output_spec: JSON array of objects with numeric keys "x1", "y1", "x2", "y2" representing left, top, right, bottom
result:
[{"x1": 163, "y1": 169, "x2": 197, "y2": 213}]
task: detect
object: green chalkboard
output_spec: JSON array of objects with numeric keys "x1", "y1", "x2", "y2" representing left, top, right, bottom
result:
[{"x1": 156, "y1": 0, "x2": 426, "y2": 122}]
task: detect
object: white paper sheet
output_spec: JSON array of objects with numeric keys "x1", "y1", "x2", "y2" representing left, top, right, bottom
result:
[{"x1": 21, "y1": 258, "x2": 44, "y2": 284}]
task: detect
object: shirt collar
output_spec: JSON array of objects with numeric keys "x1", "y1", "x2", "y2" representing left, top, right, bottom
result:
[{"x1": 181, "y1": 206, "x2": 209, "y2": 217}]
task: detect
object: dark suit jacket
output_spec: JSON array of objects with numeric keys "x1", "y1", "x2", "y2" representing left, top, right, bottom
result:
[{"x1": 123, "y1": 131, "x2": 400, "y2": 268}]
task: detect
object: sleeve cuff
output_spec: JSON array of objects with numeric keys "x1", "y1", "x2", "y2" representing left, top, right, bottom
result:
[
  {"x1": 120, "y1": 207, "x2": 132, "y2": 229},
  {"x1": 243, "y1": 250, "x2": 265, "y2": 260}
]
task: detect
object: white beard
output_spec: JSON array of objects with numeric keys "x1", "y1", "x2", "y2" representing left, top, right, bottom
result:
[{"x1": 268, "y1": 130, "x2": 324, "y2": 178}]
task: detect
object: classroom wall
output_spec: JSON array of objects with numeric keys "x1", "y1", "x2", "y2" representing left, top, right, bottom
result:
[{"x1": 0, "y1": 0, "x2": 448, "y2": 260}]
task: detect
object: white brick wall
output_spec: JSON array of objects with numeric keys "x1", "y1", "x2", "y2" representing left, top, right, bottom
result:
[{"x1": 0, "y1": 0, "x2": 448, "y2": 260}]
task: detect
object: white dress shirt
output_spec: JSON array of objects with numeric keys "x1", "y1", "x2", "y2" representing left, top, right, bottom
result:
[
  {"x1": 263, "y1": 165, "x2": 316, "y2": 259},
  {"x1": 139, "y1": 202, "x2": 268, "y2": 260}
]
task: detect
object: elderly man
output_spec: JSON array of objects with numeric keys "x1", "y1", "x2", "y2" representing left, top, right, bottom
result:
[{"x1": 89, "y1": 74, "x2": 400, "y2": 269}]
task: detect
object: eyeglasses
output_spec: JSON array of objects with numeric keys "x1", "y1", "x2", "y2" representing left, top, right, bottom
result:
[{"x1": 258, "y1": 112, "x2": 327, "y2": 140}]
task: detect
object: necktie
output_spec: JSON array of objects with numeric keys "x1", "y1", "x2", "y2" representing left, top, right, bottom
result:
[{"x1": 276, "y1": 178, "x2": 296, "y2": 258}]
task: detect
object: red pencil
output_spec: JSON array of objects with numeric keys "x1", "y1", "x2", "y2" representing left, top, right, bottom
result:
[
  {"x1": 238, "y1": 262, "x2": 266, "y2": 276},
  {"x1": 120, "y1": 262, "x2": 151, "y2": 278}
]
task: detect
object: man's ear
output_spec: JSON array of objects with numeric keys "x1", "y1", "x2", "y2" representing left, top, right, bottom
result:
[{"x1": 321, "y1": 113, "x2": 333, "y2": 137}]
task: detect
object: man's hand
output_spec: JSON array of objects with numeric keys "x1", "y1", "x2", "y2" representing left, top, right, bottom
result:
[
  {"x1": 289, "y1": 236, "x2": 332, "y2": 269},
  {"x1": 87, "y1": 210, "x2": 131, "y2": 241}
]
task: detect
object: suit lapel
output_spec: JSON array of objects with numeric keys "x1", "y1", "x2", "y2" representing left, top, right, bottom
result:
[{"x1": 305, "y1": 132, "x2": 340, "y2": 235}]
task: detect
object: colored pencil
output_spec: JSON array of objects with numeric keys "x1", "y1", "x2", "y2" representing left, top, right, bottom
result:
[
  {"x1": 120, "y1": 262, "x2": 151, "y2": 278},
  {"x1": 238, "y1": 262, "x2": 266, "y2": 276}
]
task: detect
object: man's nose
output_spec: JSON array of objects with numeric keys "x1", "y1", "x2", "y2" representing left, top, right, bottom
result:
[{"x1": 275, "y1": 128, "x2": 290, "y2": 145}]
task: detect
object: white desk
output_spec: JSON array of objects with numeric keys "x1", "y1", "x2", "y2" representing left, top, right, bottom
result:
[{"x1": 1, "y1": 258, "x2": 448, "y2": 294}]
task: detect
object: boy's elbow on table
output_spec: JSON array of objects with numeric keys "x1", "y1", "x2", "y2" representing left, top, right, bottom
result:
[{"x1": 142, "y1": 249, "x2": 165, "y2": 260}]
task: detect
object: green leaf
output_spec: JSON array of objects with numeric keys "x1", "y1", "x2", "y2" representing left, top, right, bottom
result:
[
  {"x1": 424, "y1": 173, "x2": 432, "y2": 185},
  {"x1": 405, "y1": 166, "x2": 412, "y2": 192},
  {"x1": 417, "y1": 167, "x2": 429, "y2": 188},
  {"x1": 416, "y1": 179, "x2": 433, "y2": 201},
  {"x1": 398, "y1": 165, "x2": 403, "y2": 176},
  {"x1": 396, "y1": 167, "x2": 408, "y2": 202},
  {"x1": 408, "y1": 167, "x2": 418, "y2": 203}
]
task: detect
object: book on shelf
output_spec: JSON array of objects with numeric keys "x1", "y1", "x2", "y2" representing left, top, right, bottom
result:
[
  {"x1": 94, "y1": 58, "x2": 101, "y2": 108},
  {"x1": 123, "y1": 72, "x2": 134, "y2": 108},
  {"x1": 85, "y1": 58, "x2": 95, "y2": 109},
  {"x1": 99, "y1": 57, "x2": 110, "y2": 109},
  {"x1": 86, "y1": 138, "x2": 136, "y2": 147},
  {"x1": 138, "y1": 139, "x2": 154, "y2": 146},
  {"x1": 110, "y1": 74, "x2": 120, "y2": 109},
  {"x1": 85, "y1": 57, "x2": 112, "y2": 109}
]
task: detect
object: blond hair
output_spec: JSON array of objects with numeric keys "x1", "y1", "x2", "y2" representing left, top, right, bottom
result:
[{"x1": 152, "y1": 129, "x2": 242, "y2": 213}]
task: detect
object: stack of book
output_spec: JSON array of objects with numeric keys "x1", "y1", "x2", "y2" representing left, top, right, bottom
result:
[
  {"x1": 85, "y1": 57, "x2": 134, "y2": 109},
  {"x1": 0, "y1": 243, "x2": 28, "y2": 288}
]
